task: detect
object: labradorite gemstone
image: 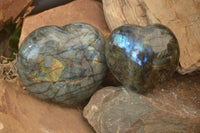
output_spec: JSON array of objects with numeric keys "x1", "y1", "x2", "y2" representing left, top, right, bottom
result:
[
  {"x1": 106, "y1": 24, "x2": 180, "y2": 93},
  {"x1": 17, "y1": 23, "x2": 107, "y2": 106}
]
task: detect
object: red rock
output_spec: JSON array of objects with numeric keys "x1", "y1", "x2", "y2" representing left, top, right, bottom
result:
[
  {"x1": 83, "y1": 73, "x2": 200, "y2": 133},
  {"x1": 0, "y1": 0, "x2": 33, "y2": 30},
  {"x1": 0, "y1": 31, "x2": 11, "y2": 57},
  {"x1": 0, "y1": 79, "x2": 94, "y2": 133},
  {"x1": 30, "y1": 0, "x2": 73, "y2": 15},
  {"x1": 19, "y1": 0, "x2": 110, "y2": 47}
]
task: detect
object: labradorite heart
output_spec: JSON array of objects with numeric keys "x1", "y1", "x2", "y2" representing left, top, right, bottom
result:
[
  {"x1": 17, "y1": 23, "x2": 107, "y2": 106},
  {"x1": 106, "y1": 24, "x2": 180, "y2": 93}
]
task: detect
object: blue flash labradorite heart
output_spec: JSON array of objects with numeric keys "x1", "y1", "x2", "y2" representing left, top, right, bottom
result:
[
  {"x1": 106, "y1": 24, "x2": 180, "y2": 93},
  {"x1": 17, "y1": 23, "x2": 107, "y2": 106}
]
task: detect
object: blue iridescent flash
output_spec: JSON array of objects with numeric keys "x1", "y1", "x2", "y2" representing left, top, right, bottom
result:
[{"x1": 113, "y1": 33, "x2": 153, "y2": 66}]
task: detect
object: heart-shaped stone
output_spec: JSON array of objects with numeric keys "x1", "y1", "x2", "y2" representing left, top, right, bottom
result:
[
  {"x1": 17, "y1": 23, "x2": 107, "y2": 106},
  {"x1": 105, "y1": 24, "x2": 180, "y2": 93}
]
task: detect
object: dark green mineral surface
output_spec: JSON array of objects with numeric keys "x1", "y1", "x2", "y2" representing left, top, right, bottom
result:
[
  {"x1": 17, "y1": 23, "x2": 107, "y2": 106},
  {"x1": 106, "y1": 24, "x2": 180, "y2": 93}
]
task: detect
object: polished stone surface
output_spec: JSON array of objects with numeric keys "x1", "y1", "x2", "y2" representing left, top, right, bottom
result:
[
  {"x1": 106, "y1": 24, "x2": 180, "y2": 93},
  {"x1": 17, "y1": 23, "x2": 107, "y2": 106}
]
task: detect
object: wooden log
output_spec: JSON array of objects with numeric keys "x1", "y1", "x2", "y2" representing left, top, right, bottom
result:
[{"x1": 102, "y1": 0, "x2": 200, "y2": 74}]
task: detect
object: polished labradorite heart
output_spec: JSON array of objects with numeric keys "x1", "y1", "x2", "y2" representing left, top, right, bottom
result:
[
  {"x1": 106, "y1": 24, "x2": 180, "y2": 93},
  {"x1": 17, "y1": 23, "x2": 107, "y2": 106}
]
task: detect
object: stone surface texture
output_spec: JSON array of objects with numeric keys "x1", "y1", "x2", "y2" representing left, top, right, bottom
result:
[
  {"x1": 17, "y1": 23, "x2": 107, "y2": 106},
  {"x1": 84, "y1": 73, "x2": 200, "y2": 133},
  {"x1": 0, "y1": 0, "x2": 33, "y2": 30},
  {"x1": 103, "y1": 0, "x2": 200, "y2": 74},
  {"x1": 0, "y1": 79, "x2": 94, "y2": 133},
  {"x1": 19, "y1": 0, "x2": 110, "y2": 47},
  {"x1": 30, "y1": 0, "x2": 73, "y2": 15},
  {"x1": 106, "y1": 24, "x2": 179, "y2": 92}
]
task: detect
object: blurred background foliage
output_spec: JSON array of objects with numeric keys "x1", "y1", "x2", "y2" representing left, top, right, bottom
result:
[{"x1": 0, "y1": 24, "x2": 21, "y2": 62}]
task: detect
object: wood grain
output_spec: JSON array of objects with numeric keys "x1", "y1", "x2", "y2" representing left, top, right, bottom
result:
[{"x1": 103, "y1": 0, "x2": 200, "y2": 74}]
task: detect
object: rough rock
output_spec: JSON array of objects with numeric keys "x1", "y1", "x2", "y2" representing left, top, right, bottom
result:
[
  {"x1": 83, "y1": 73, "x2": 200, "y2": 133},
  {"x1": 19, "y1": 0, "x2": 110, "y2": 47},
  {"x1": 102, "y1": 0, "x2": 200, "y2": 74},
  {"x1": 0, "y1": 0, "x2": 33, "y2": 30},
  {"x1": 0, "y1": 79, "x2": 94, "y2": 133},
  {"x1": 30, "y1": 0, "x2": 73, "y2": 15}
]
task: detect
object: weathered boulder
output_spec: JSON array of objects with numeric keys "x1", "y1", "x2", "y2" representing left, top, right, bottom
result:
[
  {"x1": 0, "y1": 79, "x2": 94, "y2": 133},
  {"x1": 30, "y1": 0, "x2": 73, "y2": 15},
  {"x1": 84, "y1": 73, "x2": 200, "y2": 133},
  {"x1": 19, "y1": 0, "x2": 110, "y2": 47},
  {"x1": 0, "y1": 0, "x2": 33, "y2": 30}
]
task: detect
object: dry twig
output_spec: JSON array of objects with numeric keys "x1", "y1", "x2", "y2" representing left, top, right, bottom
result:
[{"x1": 0, "y1": 56, "x2": 18, "y2": 80}]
